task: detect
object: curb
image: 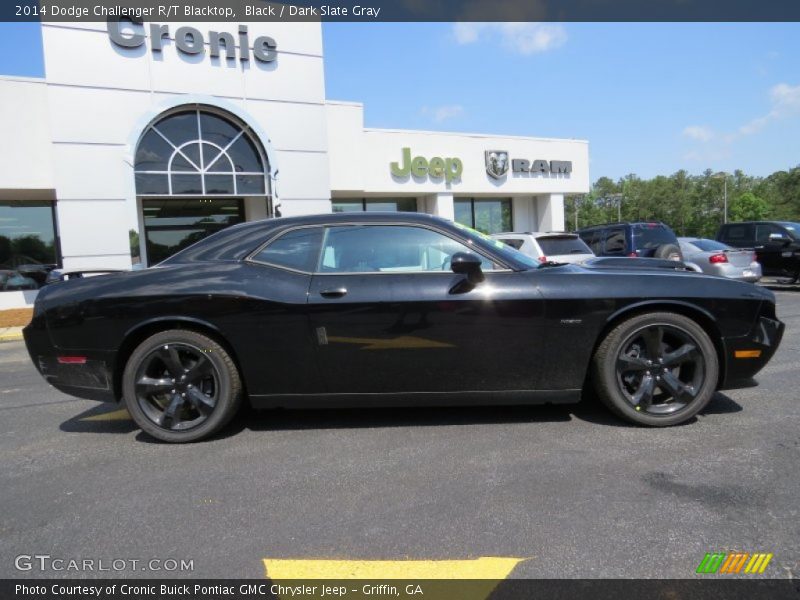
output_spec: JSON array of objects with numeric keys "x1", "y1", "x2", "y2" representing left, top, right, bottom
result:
[{"x1": 0, "y1": 332, "x2": 24, "y2": 343}]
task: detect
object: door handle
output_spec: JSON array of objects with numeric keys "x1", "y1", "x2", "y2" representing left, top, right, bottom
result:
[{"x1": 319, "y1": 287, "x2": 347, "y2": 299}]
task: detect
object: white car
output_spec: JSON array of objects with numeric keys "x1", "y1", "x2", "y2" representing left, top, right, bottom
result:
[{"x1": 492, "y1": 232, "x2": 595, "y2": 264}]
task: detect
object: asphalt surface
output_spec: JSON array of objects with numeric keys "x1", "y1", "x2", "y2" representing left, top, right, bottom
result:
[{"x1": 1, "y1": 289, "x2": 799, "y2": 580}]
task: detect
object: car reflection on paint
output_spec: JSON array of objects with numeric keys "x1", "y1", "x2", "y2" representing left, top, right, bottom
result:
[
  {"x1": 24, "y1": 213, "x2": 784, "y2": 442},
  {"x1": 0, "y1": 270, "x2": 38, "y2": 291}
]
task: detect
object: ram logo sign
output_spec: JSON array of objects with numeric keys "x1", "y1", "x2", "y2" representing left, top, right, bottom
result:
[{"x1": 696, "y1": 552, "x2": 773, "y2": 574}]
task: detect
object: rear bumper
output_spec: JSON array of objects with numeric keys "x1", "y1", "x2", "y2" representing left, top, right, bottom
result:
[
  {"x1": 23, "y1": 321, "x2": 117, "y2": 403},
  {"x1": 719, "y1": 315, "x2": 784, "y2": 390}
]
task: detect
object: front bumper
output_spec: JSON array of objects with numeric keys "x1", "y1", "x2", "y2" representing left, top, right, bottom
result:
[{"x1": 719, "y1": 315, "x2": 785, "y2": 390}]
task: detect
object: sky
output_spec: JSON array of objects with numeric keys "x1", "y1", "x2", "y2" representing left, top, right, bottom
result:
[{"x1": 1, "y1": 21, "x2": 798, "y2": 181}]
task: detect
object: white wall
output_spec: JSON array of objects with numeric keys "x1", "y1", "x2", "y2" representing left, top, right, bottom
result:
[
  {"x1": 326, "y1": 103, "x2": 590, "y2": 198},
  {"x1": 0, "y1": 77, "x2": 55, "y2": 191},
  {"x1": 39, "y1": 20, "x2": 331, "y2": 269}
]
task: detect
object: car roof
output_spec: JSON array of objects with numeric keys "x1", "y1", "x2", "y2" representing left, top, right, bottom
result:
[
  {"x1": 160, "y1": 212, "x2": 531, "y2": 269},
  {"x1": 577, "y1": 221, "x2": 666, "y2": 231},
  {"x1": 492, "y1": 231, "x2": 579, "y2": 237}
]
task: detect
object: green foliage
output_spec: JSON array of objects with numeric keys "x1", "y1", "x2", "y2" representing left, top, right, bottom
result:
[
  {"x1": 129, "y1": 229, "x2": 140, "y2": 259},
  {"x1": 565, "y1": 166, "x2": 800, "y2": 236},
  {"x1": 728, "y1": 192, "x2": 769, "y2": 222}
]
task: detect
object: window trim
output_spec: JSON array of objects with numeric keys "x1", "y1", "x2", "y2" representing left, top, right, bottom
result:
[
  {"x1": 134, "y1": 107, "x2": 270, "y2": 198},
  {"x1": 245, "y1": 222, "x2": 514, "y2": 275}
]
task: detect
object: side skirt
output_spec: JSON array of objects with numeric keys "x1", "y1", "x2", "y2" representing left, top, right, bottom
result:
[{"x1": 249, "y1": 389, "x2": 582, "y2": 409}]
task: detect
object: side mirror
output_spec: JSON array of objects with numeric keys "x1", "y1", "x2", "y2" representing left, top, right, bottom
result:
[{"x1": 451, "y1": 252, "x2": 485, "y2": 283}]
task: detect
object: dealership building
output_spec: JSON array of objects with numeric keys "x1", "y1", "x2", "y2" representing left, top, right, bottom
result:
[{"x1": 0, "y1": 19, "x2": 590, "y2": 308}]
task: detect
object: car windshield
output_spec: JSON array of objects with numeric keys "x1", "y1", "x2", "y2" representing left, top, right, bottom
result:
[
  {"x1": 537, "y1": 236, "x2": 593, "y2": 256},
  {"x1": 688, "y1": 239, "x2": 730, "y2": 252},
  {"x1": 453, "y1": 223, "x2": 540, "y2": 268},
  {"x1": 633, "y1": 224, "x2": 677, "y2": 248},
  {"x1": 778, "y1": 222, "x2": 800, "y2": 240}
]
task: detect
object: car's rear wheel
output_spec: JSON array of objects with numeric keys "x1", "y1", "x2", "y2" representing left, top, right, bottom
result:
[
  {"x1": 122, "y1": 330, "x2": 242, "y2": 443},
  {"x1": 592, "y1": 312, "x2": 719, "y2": 426}
]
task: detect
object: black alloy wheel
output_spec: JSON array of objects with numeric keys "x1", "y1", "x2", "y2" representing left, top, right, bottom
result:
[
  {"x1": 593, "y1": 312, "x2": 719, "y2": 426},
  {"x1": 123, "y1": 330, "x2": 242, "y2": 442}
]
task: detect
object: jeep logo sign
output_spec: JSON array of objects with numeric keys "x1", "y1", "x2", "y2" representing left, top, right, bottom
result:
[
  {"x1": 107, "y1": 18, "x2": 277, "y2": 64},
  {"x1": 390, "y1": 148, "x2": 463, "y2": 184}
]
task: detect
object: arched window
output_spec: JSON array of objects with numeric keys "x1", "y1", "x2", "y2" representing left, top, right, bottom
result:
[{"x1": 134, "y1": 107, "x2": 269, "y2": 197}]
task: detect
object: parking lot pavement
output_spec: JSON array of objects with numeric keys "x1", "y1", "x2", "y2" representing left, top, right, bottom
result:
[{"x1": 0, "y1": 292, "x2": 798, "y2": 580}]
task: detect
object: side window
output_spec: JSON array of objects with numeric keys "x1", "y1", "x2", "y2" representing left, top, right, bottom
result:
[
  {"x1": 603, "y1": 229, "x2": 627, "y2": 254},
  {"x1": 721, "y1": 224, "x2": 750, "y2": 242},
  {"x1": 251, "y1": 227, "x2": 323, "y2": 272},
  {"x1": 319, "y1": 225, "x2": 496, "y2": 273},
  {"x1": 581, "y1": 231, "x2": 602, "y2": 255},
  {"x1": 756, "y1": 224, "x2": 786, "y2": 243}
]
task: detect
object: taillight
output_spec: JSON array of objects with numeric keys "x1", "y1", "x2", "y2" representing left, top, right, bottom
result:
[
  {"x1": 57, "y1": 356, "x2": 87, "y2": 364},
  {"x1": 538, "y1": 256, "x2": 548, "y2": 263},
  {"x1": 627, "y1": 252, "x2": 637, "y2": 257},
  {"x1": 709, "y1": 253, "x2": 728, "y2": 264},
  {"x1": 751, "y1": 252, "x2": 757, "y2": 262}
]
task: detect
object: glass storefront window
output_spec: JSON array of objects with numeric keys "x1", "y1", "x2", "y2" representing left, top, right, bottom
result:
[
  {"x1": 454, "y1": 198, "x2": 513, "y2": 234},
  {"x1": 332, "y1": 198, "x2": 418, "y2": 213},
  {"x1": 0, "y1": 201, "x2": 58, "y2": 291},
  {"x1": 142, "y1": 198, "x2": 245, "y2": 265}
]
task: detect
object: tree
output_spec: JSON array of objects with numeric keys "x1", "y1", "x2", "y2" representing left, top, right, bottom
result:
[
  {"x1": 728, "y1": 192, "x2": 769, "y2": 222},
  {"x1": 129, "y1": 229, "x2": 140, "y2": 259}
]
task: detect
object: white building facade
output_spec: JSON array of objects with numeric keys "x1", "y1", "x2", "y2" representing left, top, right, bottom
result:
[{"x1": 0, "y1": 19, "x2": 589, "y2": 308}]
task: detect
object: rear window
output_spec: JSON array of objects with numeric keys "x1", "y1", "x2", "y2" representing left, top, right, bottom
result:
[
  {"x1": 497, "y1": 238, "x2": 525, "y2": 250},
  {"x1": 633, "y1": 224, "x2": 677, "y2": 249},
  {"x1": 689, "y1": 239, "x2": 729, "y2": 252},
  {"x1": 536, "y1": 236, "x2": 592, "y2": 256}
]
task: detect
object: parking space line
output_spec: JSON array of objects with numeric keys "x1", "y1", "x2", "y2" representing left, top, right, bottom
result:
[{"x1": 262, "y1": 556, "x2": 524, "y2": 579}]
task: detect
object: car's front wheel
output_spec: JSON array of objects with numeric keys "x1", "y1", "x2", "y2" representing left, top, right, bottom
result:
[
  {"x1": 592, "y1": 312, "x2": 719, "y2": 426},
  {"x1": 122, "y1": 329, "x2": 242, "y2": 442}
]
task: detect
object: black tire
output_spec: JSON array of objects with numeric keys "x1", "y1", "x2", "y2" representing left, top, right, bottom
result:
[
  {"x1": 592, "y1": 312, "x2": 719, "y2": 426},
  {"x1": 122, "y1": 329, "x2": 242, "y2": 443},
  {"x1": 654, "y1": 243, "x2": 682, "y2": 261}
]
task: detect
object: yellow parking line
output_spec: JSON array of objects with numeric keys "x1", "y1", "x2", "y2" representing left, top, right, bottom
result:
[
  {"x1": 81, "y1": 408, "x2": 131, "y2": 421},
  {"x1": 263, "y1": 556, "x2": 524, "y2": 579}
]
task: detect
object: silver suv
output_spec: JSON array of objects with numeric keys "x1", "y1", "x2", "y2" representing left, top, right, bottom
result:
[{"x1": 492, "y1": 232, "x2": 595, "y2": 264}]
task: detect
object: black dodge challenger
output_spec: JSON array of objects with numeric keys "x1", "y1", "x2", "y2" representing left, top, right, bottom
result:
[{"x1": 24, "y1": 213, "x2": 784, "y2": 442}]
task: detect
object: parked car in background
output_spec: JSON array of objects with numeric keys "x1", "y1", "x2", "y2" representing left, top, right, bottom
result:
[
  {"x1": 578, "y1": 222, "x2": 683, "y2": 261},
  {"x1": 16, "y1": 263, "x2": 57, "y2": 287},
  {"x1": 491, "y1": 231, "x2": 594, "y2": 264},
  {"x1": 678, "y1": 238, "x2": 761, "y2": 283},
  {"x1": 717, "y1": 221, "x2": 800, "y2": 283},
  {"x1": 0, "y1": 269, "x2": 38, "y2": 291}
]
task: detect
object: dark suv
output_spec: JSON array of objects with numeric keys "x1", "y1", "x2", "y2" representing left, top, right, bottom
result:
[
  {"x1": 578, "y1": 222, "x2": 683, "y2": 260},
  {"x1": 717, "y1": 221, "x2": 800, "y2": 282}
]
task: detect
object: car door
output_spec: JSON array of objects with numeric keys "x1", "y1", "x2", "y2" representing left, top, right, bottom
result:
[
  {"x1": 239, "y1": 226, "x2": 325, "y2": 396},
  {"x1": 755, "y1": 223, "x2": 788, "y2": 274},
  {"x1": 307, "y1": 223, "x2": 546, "y2": 395}
]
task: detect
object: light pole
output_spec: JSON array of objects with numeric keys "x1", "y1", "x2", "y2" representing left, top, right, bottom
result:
[
  {"x1": 608, "y1": 193, "x2": 623, "y2": 222},
  {"x1": 713, "y1": 172, "x2": 729, "y2": 223}
]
